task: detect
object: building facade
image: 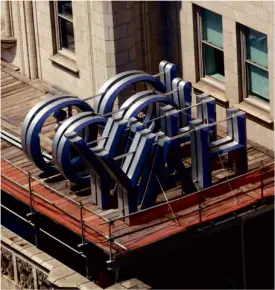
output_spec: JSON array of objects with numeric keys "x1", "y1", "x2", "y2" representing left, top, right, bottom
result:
[{"x1": 1, "y1": 1, "x2": 274, "y2": 152}]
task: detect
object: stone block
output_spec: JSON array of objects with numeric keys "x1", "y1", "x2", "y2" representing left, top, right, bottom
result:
[
  {"x1": 267, "y1": 11, "x2": 274, "y2": 25},
  {"x1": 91, "y1": 11, "x2": 103, "y2": 26},
  {"x1": 47, "y1": 265, "x2": 75, "y2": 284},
  {"x1": 101, "y1": 2, "x2": 112, "y2": 14},
  {"x1": 113, "y1": 24, "x2": 128, "y2": 40},
  {"x1": 95, "y1": 49, "x2": 107, "y2": 66},
  {"x1": 106, "y1": 66, "x2": 116, "y2": 78},
  {"x1": 54, "y1": 272, "x2": 88, "y2": 288},
  {"x1": 112, "y1": 1, "x2": 126, "y2": 13},
  {"x1": 79, "y1": 281, "x2": 103, "y2": 290},
  {"x1": 251, "y1": 1, "x2": 263, "y2": 8},
  {"x1": 77, "y1": 42, "x2": 89, "y2": 57},
  {"x1": 127, "y1": 22, "x2": 134, "y2": 36},
  {"x1": 256, "y1": 7, "x2": 269, "y2": 22},
  {"x1": 1, "y1": 227, "x2": 18, "y2": 241},
  {"x1": 32, "y1": 252, "x2": 53, "y2": 265},
  {"x1": 106, "y1": 283, "x2": 126, "y2": 290},
  {"x1": 94, "y1": 62, "x2": 106, "y2": 78},
  {"x1": 116, "y1": 50, "x2": 129, "y2": 66},
  {"x1": 106, "y1": 53, "x2": 116, "y2": 67},
  {"x1": 224, "y1": 56, "x2": 238, "y2": 75},
  {"x1": 11, "y1": 239, "x2": 32, "y2": 252},
  {"x1": 41, "y1": 258, "x2": 62, "y2": 271},
  {"x1": 93, "y1": 36, "x2": 104, "y2": 51},
  {"x1": 92, "y1": 1, "x2": 103, "y2": 14},
  {"x1": 103, "y1": 40, "x2": 116, "y2": 54},
  {"x1": 120, "y1": 278, "x2": 141, "y2": 289},
  {"x1": 115, "y1": 9, "x2": 133, "y2": 26},
  {"x1": 22, "y1": 246, "x2": 43, "y2": 258},
  {"x1": 223, "y1": 17, "x2": 236, "y2": 34},
  {"x1": 96, "y1": 76, "x2": 108, "y2": 89},
  {"x1": 103, "y1": 14, "x2": 115, "y2": 28},
  {"x1": 262, "y1": 1, "x2": 274, "y2": 12},
  {"x1": 92, "y1": 23, "x2": 109, "y2": 40},
  {"x1": 72, "y1": 2, "x2": 86, "y2": 18},
  {"x1": 117, "y1": 36, "x2": 135, "y2": 52}
]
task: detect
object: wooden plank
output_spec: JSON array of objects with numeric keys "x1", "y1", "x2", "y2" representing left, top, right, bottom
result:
[
  {"x1": 2, "y1": 67, "x2": 48, "y2": 94},
  {"x1": 2, "y1": 88, "x2": 43, "y2": 109},
  {"x1": 2, "y1": 82, "x2": 28, "y2": 95},
  {"x1": 1, "y1": 83, "x2": 33, "y2": 98},
  {"x1": 1, "y1": 76, "x2": 18, "y2": 86},
  {"x1": 1, "y1": 60, "x2": 20, "y2": 71}
]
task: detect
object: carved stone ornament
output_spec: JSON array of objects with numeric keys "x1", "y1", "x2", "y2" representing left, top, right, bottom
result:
[
  {"x1": 36, "y1": 269, "x2": 54, "y2": 290},
  {"x1": 1, "y1": 247, "x2": 14, "y2": 280},
  {"x1": 16, "y1": 257, "x2": 34, "y2": 289}
]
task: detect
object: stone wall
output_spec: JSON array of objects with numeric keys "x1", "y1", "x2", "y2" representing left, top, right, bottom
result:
[
  {"x1": 1, "y1": 0, "x2": 273, "y2": 152},
  {"x1": 177, "y1": 1, "x2": 274, "y2": 152},
  {"x1": 1, "y1": 226, "x2": 151, "y2": 290}
]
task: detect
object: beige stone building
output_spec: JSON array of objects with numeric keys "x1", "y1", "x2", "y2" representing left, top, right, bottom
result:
[{"x1": 1, "y1": 1, "x2": 274, "y2": 152}]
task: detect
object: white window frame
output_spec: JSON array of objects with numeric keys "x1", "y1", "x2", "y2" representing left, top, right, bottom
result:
[
  {"x1": 238, "y1": 24, "x2": 269, "y2": 109},
  {"x1": 53, "y1": 1, "x2": 75, "y2": 60},
  {"x1": 194, "y1": 5, "x2": 225, "y2": 91}
]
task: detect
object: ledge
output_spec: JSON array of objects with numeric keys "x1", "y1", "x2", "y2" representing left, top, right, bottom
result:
[
  {"x1": 1, "y1": 226, "x2": 102, "y2": 290},
  {"x1": 235, "y1": 101, "x2": 274, "y2": 129},
  {"x1": 49, "y1": 53, "x2": 79, "y2": 76},
  {"x1": 1, "y1": 36, "x2": 16, "y2": 49},
  {"x1": 193, "y1": 80, "x2": 229, "y2": 108}
]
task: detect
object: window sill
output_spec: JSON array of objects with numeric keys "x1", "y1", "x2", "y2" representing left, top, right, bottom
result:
[
  {"x1": 244, "y1": 96, "x2": 270, "y2": 113},
  {"x1": 49, "y1": 53, "x2": 79, "y2": 76},
  {"x1": 235, "y1": 101, "x2": 273, "y2": 129},
  {"x1": 193, "y1": 80, "x2": 229, "y2": 108},
  {"x1": 201, "y1": 77, "x2": 225, "y2": 92}
]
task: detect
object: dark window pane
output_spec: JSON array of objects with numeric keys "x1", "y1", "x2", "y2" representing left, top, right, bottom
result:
[
  {"x1": 247, "y1": 63, "x2": 269, "y2": 102},
  {"x1": 59, "y1": 18, "x2": 75, "y2": 53},
  {"x1": 203, "y1": 43, "x2": 224, "y2": 82},
  {"x1": 202, "y1": 8, "x2": 223, "y2": 48},
  {"x1": 58, "y1": 1, "x2": 73, "y2": 19},
  {"x1": 246, "y1": 28, "x2": 268, "y2": 68}
]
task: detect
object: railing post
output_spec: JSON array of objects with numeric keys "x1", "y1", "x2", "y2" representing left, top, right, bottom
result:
[
  {"x1": 108, "y1": 218, "x2": 114, "y2": 263},
  {"x1": 198, "y1": 190, "x2": 202, "y2": 223},
  {"x1": 260, "y1": 161, "x2": 264, "y2": 200},
  {"x1": 79, "y1": 202, "x2": 85, "y2": 246},
  {"x1": 28, "y1": 172, "x2": 34, "y2": 213},
  {"x1": 77, "y1": 202, "x2": 91, "y2": 279},
  {"x1": 27, "y1": 172, "x2": 38, "y2": 248}
]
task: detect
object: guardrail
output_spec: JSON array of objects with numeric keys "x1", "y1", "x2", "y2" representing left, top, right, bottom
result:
[{"x1": 1, "y1": 155, "x2": 274, "y2": 265}]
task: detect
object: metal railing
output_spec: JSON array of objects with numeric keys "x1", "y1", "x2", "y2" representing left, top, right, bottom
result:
[
  {"x1": 104, "y1": 160, "x2": 274, "y2": 256},
  {"x1": 1, "y1": 156, "x2": 126, "y2": 252},
  {"x1": 1, "y1": 155, "x2": 274, "y2": 262}
]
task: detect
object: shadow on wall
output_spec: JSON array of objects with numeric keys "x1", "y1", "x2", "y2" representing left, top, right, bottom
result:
[
  {"x1": 1, "y1": 17, "x2": 17, "y2": 63},
  {"x1": 112, "y1": 1, "x2": 183, "y2": 76}
]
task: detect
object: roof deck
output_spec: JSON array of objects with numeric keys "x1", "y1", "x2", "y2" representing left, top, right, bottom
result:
[{"x1": 1, "y1": 61, "x2": 274, "y2": 258}]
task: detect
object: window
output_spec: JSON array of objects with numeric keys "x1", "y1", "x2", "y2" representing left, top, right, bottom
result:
[
  {"x1": 53, "y1": 1, "x2": 75, "y2": 56},
  {"x1": 195, "y1": 7, "x2": 225, "y2": 84},
  {"x1": 238, "y1": 25, "x2": 269, "y2": 103}
]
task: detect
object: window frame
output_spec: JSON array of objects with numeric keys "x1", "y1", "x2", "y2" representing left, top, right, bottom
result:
[
  {"x1": 194, "y1": 5, "x2": 225, "y2": 89},
  {"x1": 52, "y1": 1, "x2": 75, "y2": 60},
  {"x1": 237, "y1": 24, "x2": 269, "y2": 107}
]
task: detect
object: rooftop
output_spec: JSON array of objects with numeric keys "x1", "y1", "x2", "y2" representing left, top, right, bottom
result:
[{"x1": 1, "y1": 60, "x2": 274, "y2": 260}]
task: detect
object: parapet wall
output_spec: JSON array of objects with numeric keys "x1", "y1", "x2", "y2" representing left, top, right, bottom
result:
[{"x1": 1, "y1": 226, "x2": 150, "y2": 290}]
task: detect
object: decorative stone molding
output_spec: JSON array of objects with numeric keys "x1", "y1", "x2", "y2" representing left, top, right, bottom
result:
[
  {"x1": 1, "y1": 36, "x2": 17, "y2": 49},
  {"x1": 16, "y1": 257, "x2": 35, "y2": 289},
  {"x1": 1, "y1": 247, "x2": 14, "y2": 281},
  {"x1": 1, "y1": 0, "x2": 17, "y2": 49},
  {"x1": 0, "y1": 226, "x2": 97, "y2": 290},
  {"x1": 36, "y1": 269, "x2": 54, "y2": 290},
  {"x1": 1, "y1": 226, "x2": 150, "y2": 290}
]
